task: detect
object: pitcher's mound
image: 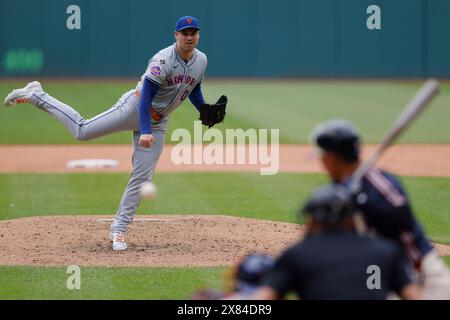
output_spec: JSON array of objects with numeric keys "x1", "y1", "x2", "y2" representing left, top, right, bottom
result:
[
  {"x1": 0, "y1": 215, "x2": 304, "y2": 267},
  {"x1": 1, "y1": 215, "x2": 448, "y2": 267}
]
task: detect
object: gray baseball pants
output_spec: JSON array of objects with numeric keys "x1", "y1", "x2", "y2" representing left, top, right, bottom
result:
[{"x1": 29, "y1": 89, "x2": 168, "y2": 234}]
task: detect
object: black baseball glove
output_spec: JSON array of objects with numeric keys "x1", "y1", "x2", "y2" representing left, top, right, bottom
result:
[{"x1": 199, "y1": 95, "x2": 228, "y2": 128}]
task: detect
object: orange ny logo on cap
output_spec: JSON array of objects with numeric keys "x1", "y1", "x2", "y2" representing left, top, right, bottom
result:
[{"x1": 186, "y1": 17, "x2": 192, "y2": 24}]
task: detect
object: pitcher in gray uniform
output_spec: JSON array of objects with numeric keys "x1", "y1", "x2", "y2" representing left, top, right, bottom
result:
[{"x1": 4, "y1": 16, "x2": 226, "y2": 251}]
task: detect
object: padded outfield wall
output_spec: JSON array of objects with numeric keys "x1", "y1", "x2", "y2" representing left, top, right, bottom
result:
[{"x1": 0, "y1": 0, "x2": 449, "y2": 78}]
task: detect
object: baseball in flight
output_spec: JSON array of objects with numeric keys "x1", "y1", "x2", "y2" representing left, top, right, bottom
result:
[{"x1": 140, "y1": 181, "x2": 157, "y2": 199}]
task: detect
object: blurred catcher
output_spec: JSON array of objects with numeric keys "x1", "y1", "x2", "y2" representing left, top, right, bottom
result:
[
  {"x1": 190, "y1": 253, "x2": 274, "y2": 300},
  {"x1": 239, "y1": 184, "x2": 421, "y2": 300}
]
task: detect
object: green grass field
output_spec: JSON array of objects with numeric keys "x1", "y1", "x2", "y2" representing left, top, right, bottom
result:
[
  {"x1": 1, "y1": 80, "x2": 450, "y2": 144},
  {"x1": 0, "y1": 265, "x2": 226, "y2": 299},
  {"x1": 0, "y1": 80, "x2": 449, "y2": 299},
  {"x1": 0, "y1": 172, "x2": 449, "y2": 299},
  {"x1": 1, "y1": 172, "x2": 449, "y2": 244}
]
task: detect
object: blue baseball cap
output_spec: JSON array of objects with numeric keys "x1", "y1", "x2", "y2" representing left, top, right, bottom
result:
[{"x1": 175, "y1": 16, "x2": 200, "y2": 32}]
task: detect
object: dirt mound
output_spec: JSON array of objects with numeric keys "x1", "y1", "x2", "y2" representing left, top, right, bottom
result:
[
  {"x1": 0, "y1": 215, "x2": 447, "y2": 268},
  {"x1": 0, "y1": 215, "x2": 304, "y2": 267}
]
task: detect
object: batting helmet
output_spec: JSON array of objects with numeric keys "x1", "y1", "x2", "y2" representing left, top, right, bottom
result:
[
  {"x1": 311, "y1": 119, "x2": 361, "y2": 162},
  {"x1": 301, "y1": 184, "x2": 356, "y2": 224}
]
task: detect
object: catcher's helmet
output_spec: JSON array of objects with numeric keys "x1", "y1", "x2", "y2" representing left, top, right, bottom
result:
[
  {"x1": 301, "y1": 184, "x2": 356, "y2": 224},
  {"x1": 234, "y1": 253, "x2": 275, "y2": 293},
  {"x1": 311, "y1": 119, "x2": 361, "y2": 162}
]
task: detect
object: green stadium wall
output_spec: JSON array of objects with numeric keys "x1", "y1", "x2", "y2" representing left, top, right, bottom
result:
[{"x1": 0, "y1": 0, "x2": 449, "y2": 77}]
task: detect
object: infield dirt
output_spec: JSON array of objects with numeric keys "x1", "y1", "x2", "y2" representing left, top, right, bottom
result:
[
  {"x1": 0, "y1": 215, "x2": 448, "y2": 267},
  {"x1": 1, "y1": 144, "x2": 450, "y2": 177},
  {"x1": 1, "y1": 144, "x2": 449, "y2": 267}
]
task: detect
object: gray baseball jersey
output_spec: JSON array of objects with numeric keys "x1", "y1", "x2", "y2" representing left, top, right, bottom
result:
[
  {"x1": 137, "y1": 43, "x2": 207, "y2": 117},
  {"x1": 28, "y1": 43, "x2": 208, "y2": 235}
]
